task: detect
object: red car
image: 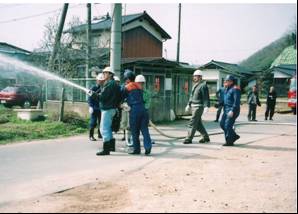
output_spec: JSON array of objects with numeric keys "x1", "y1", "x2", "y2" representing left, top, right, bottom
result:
[
  {"x1": 0, "y1": 85, "x2": 41, "y2": 108},
  {"x1": 288, "y1": 76, "x2": 296, "y2": 115}
]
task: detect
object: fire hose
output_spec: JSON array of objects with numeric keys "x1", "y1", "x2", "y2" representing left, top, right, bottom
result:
[{"x1": 149, "y1": 120, "x2": 296, "y2": 140}]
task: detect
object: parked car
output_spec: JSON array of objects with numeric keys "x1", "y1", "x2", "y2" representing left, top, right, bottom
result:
[
  {"x1": 288, "y1": 76, "x2": 296, "y2": 115},
  {"x1": 0, "y1": 85, "x2": 41, "y2": 108}
]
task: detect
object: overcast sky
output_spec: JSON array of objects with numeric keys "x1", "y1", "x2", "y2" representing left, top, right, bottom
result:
[{"x1": 0, "y1": 3, "x2": 296, "y2": 65}]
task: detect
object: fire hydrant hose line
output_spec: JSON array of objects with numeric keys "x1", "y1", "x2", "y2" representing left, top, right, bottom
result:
[{"x1": 148, "y1": 120, "x2": 296, "y2": 140}]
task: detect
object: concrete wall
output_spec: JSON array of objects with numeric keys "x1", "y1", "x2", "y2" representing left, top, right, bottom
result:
[{"x1": 45, "y1": 101, "x2": 89, "y2": 118}]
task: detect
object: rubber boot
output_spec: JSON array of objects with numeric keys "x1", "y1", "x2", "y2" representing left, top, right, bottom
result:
[
  {"x1": 98, "y1": 128, "x2": 102, "y2": 139},
  {"x1": 89, "y1": 129, "x2": 96, "y2": 141},
  {"x1": 110, "y1": 138, "x2": 116, "y2": 152},
  {"x1": 96, "y1": 142, "x2": 110, "y2": 156}
]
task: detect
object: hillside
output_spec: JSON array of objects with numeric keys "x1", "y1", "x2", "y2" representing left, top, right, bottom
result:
[{"x1": 240, "y1": 32, "x2": 296, "y2": 71}]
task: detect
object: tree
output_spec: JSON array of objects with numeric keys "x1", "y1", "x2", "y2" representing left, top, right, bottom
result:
[{"x1": 32, "y1": 14, "x2": 84, "y2": 78}]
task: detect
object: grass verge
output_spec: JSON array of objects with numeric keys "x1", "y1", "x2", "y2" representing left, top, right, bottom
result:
[{"x1": 0, "y1": 105, "x2": 88, "y2": 145}]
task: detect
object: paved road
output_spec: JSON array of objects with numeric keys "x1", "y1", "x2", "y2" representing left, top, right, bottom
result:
[{"x1": 0, "y1": 110, "x2": 296, "y2": 206}]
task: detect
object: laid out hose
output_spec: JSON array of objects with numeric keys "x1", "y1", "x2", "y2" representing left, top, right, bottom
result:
[{"x1": 149, "y1": 120, "x2": 296, "y2": 140}]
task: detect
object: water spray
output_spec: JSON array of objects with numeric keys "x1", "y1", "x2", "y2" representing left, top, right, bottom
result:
[{"x1": 0, "y1": 54, "x2": 93, "y2": 96}]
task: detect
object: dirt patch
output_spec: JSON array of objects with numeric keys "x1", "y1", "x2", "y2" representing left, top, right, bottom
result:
[{"x1": 0, "y1": 182, "x2": 130, "y2": 213}]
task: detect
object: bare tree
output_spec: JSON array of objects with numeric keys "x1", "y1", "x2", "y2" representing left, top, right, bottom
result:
[{"x1": 32, "y1": 14, "x2": 84, "y2": 78}]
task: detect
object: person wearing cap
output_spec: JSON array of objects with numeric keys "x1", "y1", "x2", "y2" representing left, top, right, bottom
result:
[
  {"x1": 87, "y1": 72, "x2": 104, "y2": 141},
  {"x1": 220, "y1": 75, "x2": 241, "y2": 146},
  {"x1": 122, "y1": 70, "x2": 152, "y2": 155},
  {"x1": 96, "y1": 66, "x2": 122, "y2": 156},
  {"x1": 183, "y1": 69, "x2": 210, "y2": 144}
]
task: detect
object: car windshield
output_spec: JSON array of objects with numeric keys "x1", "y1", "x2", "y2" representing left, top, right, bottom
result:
[{"x1": 1, "y1": 87, "x2": 18, "y2": 92}]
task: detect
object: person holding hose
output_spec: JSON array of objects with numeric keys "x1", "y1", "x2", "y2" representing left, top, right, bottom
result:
[
  {"x1": 96, "y1": 66, "x2": 122, "y2": 156},
  {"x1": 183, "y1": 69, "x2": 210, "y2": 144}
]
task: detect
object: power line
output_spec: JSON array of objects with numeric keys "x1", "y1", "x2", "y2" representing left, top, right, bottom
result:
[{"x1": 0, "y1": 4, "x2": 83, "y2": 25}]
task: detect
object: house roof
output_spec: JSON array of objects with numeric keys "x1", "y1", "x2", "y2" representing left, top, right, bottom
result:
[
  {"x1": 122, "y1": 57, "x2": 195, "y2": 71},
  {"x1": 270, "y1": 45, "x2": 297, "y2": 68},
  {"x1": 270, "y1": 64, "x2": 296, "y2": 77},
  {"x1": 65, "y1": 11, "x2": 171, "y2": 40},
  {"x1": 199, "y1": 60, "x2": 253, "y2": 77},
  {"x1": 0, "y1": 42, "x2": 31, "y2": 55}
]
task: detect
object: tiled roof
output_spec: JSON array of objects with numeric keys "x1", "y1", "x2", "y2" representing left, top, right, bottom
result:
[
  {"x1": 270, "y1": 45, "x2": 297, "y2": 68},
  {"x1": 65, "y1": 11, "x2": 171, "y2": 39},
  {"x1": 199, "y1": 60, "x2": 253, "y2": 77}
]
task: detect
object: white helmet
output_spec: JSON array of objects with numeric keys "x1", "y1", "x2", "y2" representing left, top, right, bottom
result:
[
  {"x1": 114, "y1": 76, "x2": 120, "y2": 82},
  {"x1": 102, "y1": 66, "x2": 115, "y2": 74},
  {"x1": 135, "y1": 74, "x2": 146, "y2": 83},
  {"x1": 96, "y1": 73, "x2": 105, "y2": 81},
  {"x1": 193, "y1": 69, "x2": 203, "y2": 76}
]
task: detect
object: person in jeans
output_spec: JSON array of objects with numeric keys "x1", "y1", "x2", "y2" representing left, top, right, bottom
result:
[
  {"x1": 265, "y1": 86, "x2": 277, "y2": 120},
  {"x1": 183, "y1": 69, "x2": 210, "y2": 144},
  {"x1": 96, "y1": 66, "x2": 121, "y2": 156},
  {"x1": 247, "y1": 85, "x2": 261, "y2": 121}
]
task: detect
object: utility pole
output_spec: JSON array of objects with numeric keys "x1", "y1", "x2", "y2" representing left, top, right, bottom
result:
[
  {"x1": 110, "y1": 3, "x2": 122, "y2": 78},
  {"x1": 86, "y1": 3, "x2": 92, "y2": 99},
  {"x1": 176, "y1": 3, "x2": 181, "y2": 63},
  {"x1": 48, "y1": 3, "x2": 69, "y2": 72}
]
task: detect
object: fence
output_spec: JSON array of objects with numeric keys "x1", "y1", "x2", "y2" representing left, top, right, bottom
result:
[{"x1": 45, "y1": 78, "x2": 96, "y2": 102}]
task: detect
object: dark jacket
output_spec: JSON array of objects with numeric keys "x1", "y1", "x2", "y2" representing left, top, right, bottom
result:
[
  {"x1": 266, "y1": 91, "x2": 277, "y2": 105},
  {"x1": 223, "y1": 85, "x2": 241, "y2": 113},
  {"x1": 99, "y1": 79, "x2": 121, "y2": 110},
  {"x1": 88, "y1": 85, "x2": 101, "y2": 111},
  {"x1": 216, "y1": 87, "x2": 225, "y2": 107},
  {"x1": 188, "y1": 81, "x2": 210, "y2": 108}
]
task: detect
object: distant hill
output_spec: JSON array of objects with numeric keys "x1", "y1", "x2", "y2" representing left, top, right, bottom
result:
[{"x1": 240, "y1": 32, "x2": 296, "y2": 72}]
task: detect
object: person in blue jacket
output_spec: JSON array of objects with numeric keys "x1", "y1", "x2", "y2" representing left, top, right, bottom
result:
[
  {"x1": 214, "y1": 85, "x2": 226, "y2": 122},
  {"x1": 87, "y1": 73, "x2": 104, "y2": 141},
  {"x1": 220, "y1": 75, "x2": 241, "y2": 146},
  {"x1": 122, "y1": 70, "x2": 152, "y2": 155}
]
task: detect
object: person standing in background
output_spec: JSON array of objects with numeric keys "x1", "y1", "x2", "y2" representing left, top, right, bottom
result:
[
  {"x1": 265, "y1": 86, "x2": 277, "y2": 120},
  {"x1": 247, "y1": 85, "x2": 261, "y2": 121}
]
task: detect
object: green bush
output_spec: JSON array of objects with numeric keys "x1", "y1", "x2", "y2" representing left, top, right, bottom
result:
[{"x1": 0, "y1": 115, "x2": 9, "y2": 124}]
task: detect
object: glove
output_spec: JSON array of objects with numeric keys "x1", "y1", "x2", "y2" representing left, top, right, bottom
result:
[
  {"x1": 185, "y1": 105, "x2": 190, "y2": 113},
  {"x1": 203, "y1": 107, "x2": 209, "y2": 114},
  {"x1": 228, "y1": 111, "x2": 234, "y2": 118},
  {"x1": 89, "y1": 107, "x2": 94, "y2": 114},
  {"x1": 121, "y1": 103, "x2": 131, "y2": 112}
]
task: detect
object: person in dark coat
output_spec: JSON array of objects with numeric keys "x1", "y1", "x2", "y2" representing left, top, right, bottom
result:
[
  {"x1": 247, "y1": 85, "x2": 261, "y2": 121},
  {"x1": 96, "y1": 66, "x2": 122, "y2": 156},
  {"x1": 87, "y1": 73, "x2": 104, "y2": 141},
  {"x1": 214, "y1": 85, "x2": 225, "y2": 122},
  {"x1": 265, "y1": 86, "x2": 277, "y2": 120}
]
